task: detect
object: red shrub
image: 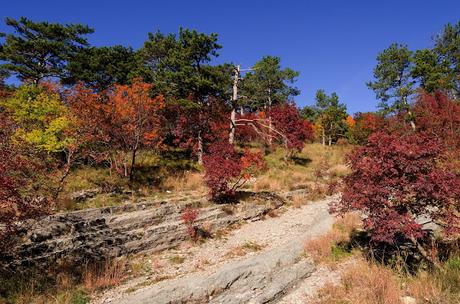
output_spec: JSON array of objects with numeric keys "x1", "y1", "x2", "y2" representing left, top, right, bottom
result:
[
  {"x1": 235, "y1": 112, "x2": 261, "y2": 143},
  {"x1": 349, "y1": 112, "x2": 386, "y2": 144},
  {"x1": 413, "y1": 91, "x2": 460, "y2": 154},
  {"x1": 0, "y1": 113, "x2": 49, "y2": 251},
  {"x1": 330, "y1": 131, "x2": 460, "y2": 244},
  {"x1": 203, "y1": 142, "x2": 266, "y2": 202},
  {"x1": 181, "y1": 207, "x2": 199, "y2": 240},
  {"x1": 203, "y1": 142, "x2": 242, "y2": 201},
  {"x1": 269, "y1": 103, "x2": 314, "y2": 154}
]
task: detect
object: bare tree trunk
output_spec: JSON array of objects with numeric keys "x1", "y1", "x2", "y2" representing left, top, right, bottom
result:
[
  {"x1": 129, "y1": 149, "x2": 137, "y2": 181},
  {"x1": 52, "y1": 149, "x2": 73, "y2": 199},
  {"x1": 229, "y1": 65, "x2": 240, "y2": 144},
  {"x1": 267, "y1": 92, "x2": 273, "y2": 146},
  {"x1": 229, "y1": 108, "x2": 236, "y2": 144}
]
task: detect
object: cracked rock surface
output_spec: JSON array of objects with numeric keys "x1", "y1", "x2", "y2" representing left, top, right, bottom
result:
[{"x1": 111, "y1": 196, "x2": 336, "y2": 304}]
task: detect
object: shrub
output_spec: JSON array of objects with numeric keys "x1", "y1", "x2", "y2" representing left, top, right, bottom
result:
[
  {"x1": 203, "y1": 142, "x2": 265, "y2": 202},
  {"x1": 181, "y1": 207, "x2": 199, "y2": 240},
  {"x1": 330, "y1": 131, "x2": 460, "y2": 260},
  {"x1": 269, "y1": 102, "x2": 314, "y2": 156}
]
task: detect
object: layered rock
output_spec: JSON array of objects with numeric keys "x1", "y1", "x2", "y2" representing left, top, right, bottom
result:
[{"x1": 0, "y1": 192, "x2": 284, "y2": 272}]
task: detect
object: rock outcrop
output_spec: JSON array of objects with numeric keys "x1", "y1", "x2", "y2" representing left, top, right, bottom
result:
[
  {"x1": 0, "y1": 192, "x2": 285, "y2": 272},
  {"x1": 116, "y1": 221, "x2": 316, "y2": 304}
]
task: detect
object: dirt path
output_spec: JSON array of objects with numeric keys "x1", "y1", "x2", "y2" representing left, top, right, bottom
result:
[{"x1": 93, "y1": 195, "x2": 339, "y2": 304}]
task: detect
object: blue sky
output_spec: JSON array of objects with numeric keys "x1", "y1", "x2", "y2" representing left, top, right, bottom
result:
[{"x1": 1, "y1": 0, "x2": 459, "y2": 114}]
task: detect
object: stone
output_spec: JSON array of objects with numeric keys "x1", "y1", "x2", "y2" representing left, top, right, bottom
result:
[
  {"x1": 0, "y1": 192, "x2": 285, "y2": 273},
  {"x1": 116, "y1": 224, "x2": 315, "y2": 304},
  {"x1": 70, "y1": 188, "x2": 101, "y2": 202},
  {"x1": 401, "y1": 296, "x2": 417, "y2": 304}
]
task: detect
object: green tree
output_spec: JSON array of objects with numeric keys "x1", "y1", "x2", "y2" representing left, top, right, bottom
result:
[
  {"x1": 433, "y1": 21, "x2": 460, "y2": 99},
  {"x1": 412, "y1": 49, "x2": 451, "y2": 93},
  {"x1": 300, "y1": 105, "x2": 318, "y2": 122},
  {"x1": 138, "y1": 28, "x2": 231, "y2": 163},
  {"x1": 2, "y1": 84, "x2": 78, "y2": 196},
  {"x1": 139, "y1": 28, "x2": 228, "y2": 100},
  {"x1": 367, "y1": 43, "x2": 415, "y2": 121},
  {"x1": 314, "y1": 90, "x2": 348, "y2": 145},
  {"x1": 63, "y1": 45, "x2": 138, "y2": 90},
  {"x1": 240, "y1": 56, "x2": 299, "y2": 111},
  {"x1": 0, "y1": 17, "x2": 94, "y2": 84}
]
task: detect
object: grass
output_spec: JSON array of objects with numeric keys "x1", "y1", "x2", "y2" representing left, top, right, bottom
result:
[
  {"x1": 317, "y1": 259, "x2": 404, "y2": 304},
  {"x1": 226, "y1": 241, "x2": 266, "y2": 258},
  {"x1": 304, "y1": 213, "x2": 362, "y2": 264},
  {"x1": 0, "y1": 259, "x2": 126, "y2": 304},
  {"x1": 307, "y1": 215, "x2": 460, "y2": 304},
  {"x1": 168, "y1": 255, "x2": 186, "y2": 265},
  {"x1": 252, "y1": 143, "x2": 351, "y2": 195},
  {"x1": 57, "y1": 149, "x2": 205, "y2": 211},
  {"x1": 316, "y1": 255, "x2": 460, "y2": 304}
]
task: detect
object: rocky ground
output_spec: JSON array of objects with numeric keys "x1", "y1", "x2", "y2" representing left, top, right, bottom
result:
[{"x1": 93, "y1": 195, "x2": 343, "y2": 304}]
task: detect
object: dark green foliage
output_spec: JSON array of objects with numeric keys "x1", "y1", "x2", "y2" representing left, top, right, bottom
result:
[
  {"x1": 367, "y1": 43, "x2": 415, "y2": 114},
  {"x1": 138, "y1": 28, "x2": 230, "y2": 102},
  {"x1": 0, "y1": 17, "x2": 94, "y2": 83},
  {"x1": 412, "y1": 49, "x2": 451, "y2": 93},
  {"x1": 300, "y1": 105, "x2": 319, "y2": 122},
  {"x1": 240, "y1": 56, "x2": 299, "y2": 111},
  {"x1": 63, "y1": 45, "x2": 138, "y2": 90},
  {"x1": 433, "y1": 21, "x2": 460, "y2": 98}
]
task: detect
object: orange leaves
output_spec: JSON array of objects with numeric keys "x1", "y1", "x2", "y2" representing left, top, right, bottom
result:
[
  {"x1": 345, "y1": 115, "x2": 355, "y2": 128},
  {"x1": 240, "y1": 149, "x2": 266, "y2": 180},
  {"x1": 65, "y1": 79, "x2": 165, "y2": 176}
]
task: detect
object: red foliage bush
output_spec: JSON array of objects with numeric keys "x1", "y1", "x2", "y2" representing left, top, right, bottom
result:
[
  {"x1": 203, "y1": 142, "x2": 242, "y2": 202},
  {"x1": 203, "y1": 142, "x2": 265, "y2": 202},
  {"x1": 234, "y1": 112, "x2": 261, "y2": 143},
  {"x1": 269, "y1": 103, "x2": 314, "y2": 154},
  {"x1": 0, "y1": 114, "x2": 49, "y2": 251},
  {"x1": 181, "y1": 207, "x2": 199, "y2": 240},
  {"x1": 349, "y1": 112, "x2": 386, "y2": 145},
  {"x1": 330, "y1": 131, "x2": 460, "y2": 244},
  {"x1": 413, "y1": 91, "x2": 460, "y2": 154}
]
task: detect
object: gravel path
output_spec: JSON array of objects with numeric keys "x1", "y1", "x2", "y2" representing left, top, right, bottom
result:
[{"x1": 93, "y1": 195, "x2": 339, "y2": 304}]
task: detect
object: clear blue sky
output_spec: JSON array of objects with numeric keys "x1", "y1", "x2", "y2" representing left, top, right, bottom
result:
[{"x1": 1, "y1": 0, "x2": 459, "y2": 114}]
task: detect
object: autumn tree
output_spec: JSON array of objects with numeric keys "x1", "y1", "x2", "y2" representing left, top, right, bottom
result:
[
  {"x1": 138, "y1": 28, "x2": 231, "y2": 163},
  {"x1": 269, "y1": 102, "x2": 314, "y2": 157},
  {"x1": 413, "y1": 91, "x2": 460, "y2": 153},
  {"x1": 0, "y1": 112, "x2": 50, "y2": 251},
  {"x1": 1, "y1": 83, "x2": 79, "y2": 196},
  {"x1": 348, "y1": 112, "x2": 386, "y2": 145},
  {"x1": 0, "y1": 17, "x2": 94, "y2": 84}
]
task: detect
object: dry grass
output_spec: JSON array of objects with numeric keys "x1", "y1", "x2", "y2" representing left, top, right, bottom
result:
[
  {"x1": 406, "y1": 273, "x2": 450, "y2": 304},
  {"x1": 226, "y1": 241, "x2": 266, "y2": 258},
  {"x1": 161, "y1": 171, "x2": 206, "y2": 193},
  {"x1": 82, "y1": 260, "x2": 126, "y2": 292},
  {"x1": 253, "y1": 143, "x2": 351, "y2": 194},
  {"x1": 304, "y1": 213, "x2": 362, "y2": 264},
  {"x1": 317, "y1": 259, "x2": 404, "y2": 304}
]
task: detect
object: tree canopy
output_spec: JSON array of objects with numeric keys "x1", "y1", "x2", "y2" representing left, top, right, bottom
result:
[{"x1": 0, "y1": 17, "x2": 94, "y2": 83}]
